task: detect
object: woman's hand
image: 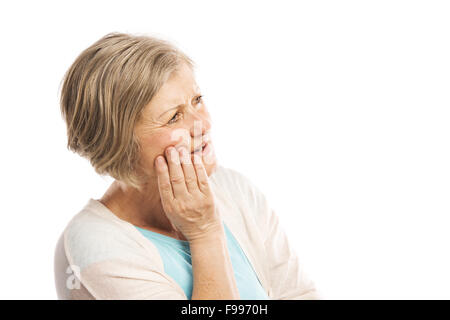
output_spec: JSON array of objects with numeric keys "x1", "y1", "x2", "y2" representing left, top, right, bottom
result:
[{"x1": 154, "y1": 146, "x2": 222, "y2": 242}]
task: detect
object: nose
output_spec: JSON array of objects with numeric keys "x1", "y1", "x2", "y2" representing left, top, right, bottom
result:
[
  {"x1": 171, "y1": 106, "x2": 212, "y2": 153},
  {"x1": 189, "y1": 110, "x2": 211, "y2": 139}
]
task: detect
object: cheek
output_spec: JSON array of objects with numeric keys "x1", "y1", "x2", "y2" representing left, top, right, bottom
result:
[
  {"x1": 139, "y1": 133, "x2": 167, "y2": 161},
  {"x1": 145, "y1": 129, "x2": 191, "y2": 156},
  {"x1": 165, "y1": 128, "x2": 192, "y2": 149}
]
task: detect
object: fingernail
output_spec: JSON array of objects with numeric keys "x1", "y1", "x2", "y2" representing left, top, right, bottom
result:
[
  {"x1": 156, "y1": 156, "x2": 164, "y2": 166},
  {"x1": 170, "y1": 148, "x2": 180, "y2": 163},
  {"x1": 178, "y1": 147, "x2": 186, "y2": 160}
]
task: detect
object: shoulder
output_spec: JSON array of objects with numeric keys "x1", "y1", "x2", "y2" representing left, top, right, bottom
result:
[
  {"x1": 209, "y1": 164, "x2": 270, "y2": 221},
  {"x1": 210, "y1": 164, "x2": 258, "y2": 195},
  {"x1": 62, "y1": 199, "x2": 149, "y2": 271},
  {"x1": 211, "y1": 164, "x2": 267, "y2": 202}
]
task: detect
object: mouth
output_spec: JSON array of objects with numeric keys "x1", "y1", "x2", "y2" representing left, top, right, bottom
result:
[{"x1": 191, "y1": 141, "x2": 208, "y2": 154}]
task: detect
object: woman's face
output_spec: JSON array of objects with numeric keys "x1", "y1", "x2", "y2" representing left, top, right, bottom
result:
[{"x1": 135, "y1": 62, "x2": 217, "y2": 182}]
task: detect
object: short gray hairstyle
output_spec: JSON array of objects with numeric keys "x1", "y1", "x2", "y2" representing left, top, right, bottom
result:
[{"x1": 59, "y1": 32, "x2": 194, "y2": 190}]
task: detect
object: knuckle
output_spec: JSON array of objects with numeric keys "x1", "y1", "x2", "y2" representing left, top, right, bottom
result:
[
  {"x1": 160, "y1": 182, "x2": 171, "y2": 191},
  {"x1": 170, "y1": 175, "x2": 184, "y2": 184},
  {"x1": 173, "y1": 199, "x2": 191, "y2": 213},
  {"x1": 204, "y1": 200, "x2": 214, "y2": 210},
  {"x1": 199, "y1": 179, "x2": 209, "y2": 187},
  {"x1": 185, "y1": 177, "x2": 196, "y2": 185},
  {"x1": 177, "y1": 202, "x2": 189, "y2": 213}
]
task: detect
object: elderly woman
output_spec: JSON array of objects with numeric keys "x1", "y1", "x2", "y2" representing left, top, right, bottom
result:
[{"x1": 54, "y1": 32, "x2": 319, "y2": 300}]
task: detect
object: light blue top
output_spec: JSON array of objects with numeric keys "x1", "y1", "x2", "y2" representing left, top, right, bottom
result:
[{"x1": 135, "y1": 221, "x2": 269, "y2": 300}]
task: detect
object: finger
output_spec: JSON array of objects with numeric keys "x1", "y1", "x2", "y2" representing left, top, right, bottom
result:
[
  {"x1": 178, "y1": 146, "x2": 199, "y2": 193},
  {"x1": 192, "y1": 153, "x2": 211, "y2": 194},
  {"x1": 166, "y1": 146, "x2": 189, "y2": 198},
  {"x1": 154, "y1": 155, "x2": 174, "y2": 202}
]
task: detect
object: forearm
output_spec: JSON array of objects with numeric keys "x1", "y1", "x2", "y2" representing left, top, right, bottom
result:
[{"x1": 189, "y1": 226, "x2": 240, "y2": 300}]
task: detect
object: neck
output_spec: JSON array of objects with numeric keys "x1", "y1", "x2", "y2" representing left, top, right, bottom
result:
[{"x1": 99, "y1": 179, "x2": 175, "y2": 233}]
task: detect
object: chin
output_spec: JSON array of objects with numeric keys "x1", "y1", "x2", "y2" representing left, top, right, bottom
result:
[
  {"x1": 202, "y1": 142, "x2": 218, "y2": 177},
  {"x1": 205, "y1": 161, "x2": 218, "y2": 177}
]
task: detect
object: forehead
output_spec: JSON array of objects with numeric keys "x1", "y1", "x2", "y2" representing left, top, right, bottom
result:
[{"x1": 143, "y1": 64, "x2": 199, "y2": 117}]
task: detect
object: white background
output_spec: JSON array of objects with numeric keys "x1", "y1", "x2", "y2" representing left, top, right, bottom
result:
[{"x1": 0, "y1": 0, "x2": 449, "y2": 299}]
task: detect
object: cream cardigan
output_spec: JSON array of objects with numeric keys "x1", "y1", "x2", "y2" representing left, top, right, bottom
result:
[{"x1": 54, "y1": 164, "x2": 320, "y2": 299}]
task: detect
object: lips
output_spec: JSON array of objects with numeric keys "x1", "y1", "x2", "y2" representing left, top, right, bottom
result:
[
  {"x1": 192, "y1": 141, "x2": 207, "y2": 154},
  {"x1": 191, "y1": 134, "x2": 210, "y2": 154}
]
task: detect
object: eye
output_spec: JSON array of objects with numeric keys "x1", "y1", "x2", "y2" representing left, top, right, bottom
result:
[
  {"x1": 167, "y1": 96, "x2": 203, "y2": 124},
  {"x1": 195, "y1": 95, "x2": 203, "y2": 104},
  {"x1": 168, "y1": 111, "x2": 182, "y2": 124}
]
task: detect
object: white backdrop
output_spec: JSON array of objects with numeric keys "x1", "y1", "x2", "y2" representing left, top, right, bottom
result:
[{"x1": 0, "y1": 0, "x2": 449, "y2": 299}]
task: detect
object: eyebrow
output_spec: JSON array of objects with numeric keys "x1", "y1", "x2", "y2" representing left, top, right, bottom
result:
[
  {"x1": 157, "y1": 104, "x2": 182, "y2": 120},
  {"x1": 157, "y1": 91, "x2": 201, "y2": 120}
]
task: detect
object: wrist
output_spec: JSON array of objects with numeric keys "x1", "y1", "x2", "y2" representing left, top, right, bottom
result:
[{"x1": 188, "y1": 222, "x2": 225, "y2": 246}]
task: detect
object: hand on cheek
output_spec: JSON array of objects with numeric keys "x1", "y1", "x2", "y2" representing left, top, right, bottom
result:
[{"x1": 153, "y1": 146, "x2": 221, "y2": 242}]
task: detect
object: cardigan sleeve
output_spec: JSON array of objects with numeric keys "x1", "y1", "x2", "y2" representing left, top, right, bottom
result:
[
  {"x1": 61, "y1": 212, "x2": 188, "y2": 300},
  {"x1": 231, "y1": 169, "x2": 321, "y2": 300},
  {"x1": 73, "y1": 257, "x2": 188, "y2": 300},
  {"x1": 262, "y1": 205, "x2": 320, "y2": 299}
]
